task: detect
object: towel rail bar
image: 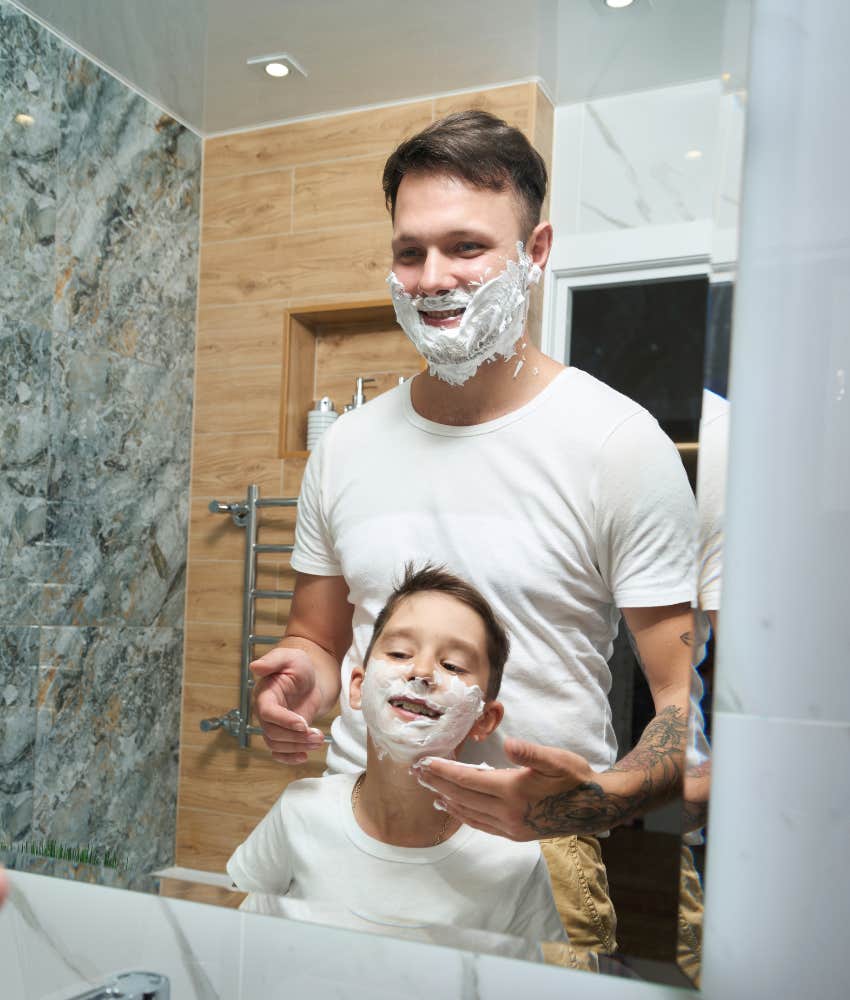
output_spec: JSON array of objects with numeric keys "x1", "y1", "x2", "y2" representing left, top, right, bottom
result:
[{"x1": 201, "y1": 485, "x2": 298, "y2": 748}]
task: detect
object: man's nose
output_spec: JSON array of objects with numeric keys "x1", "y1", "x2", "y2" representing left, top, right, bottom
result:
[{"x1": 417, "y1": 251, "x2": 455, "y2": 296}]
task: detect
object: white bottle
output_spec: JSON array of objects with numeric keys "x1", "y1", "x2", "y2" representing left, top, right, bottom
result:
[{"x1": 306, "y1": 396, "x2": 338, "y2": 450}]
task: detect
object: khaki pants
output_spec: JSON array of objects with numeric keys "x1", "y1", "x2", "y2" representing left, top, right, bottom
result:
[
  {"x1": 677, "y1": 845, "x2": 704, "y2": 987},
  {"x1": 540, "y1": 837, "x2": 705, "y2": 981},
  {"x1": 539, "y1": 835, "x2": 617, "y2": 970}
]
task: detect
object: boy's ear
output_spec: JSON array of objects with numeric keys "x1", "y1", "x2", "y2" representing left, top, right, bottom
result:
[
  {"x1": 468, "y1": 700, "x2": 504, "y2": 742},
  {"x1": 349, "y1": 665, "x2": 365, "y2": 710}
]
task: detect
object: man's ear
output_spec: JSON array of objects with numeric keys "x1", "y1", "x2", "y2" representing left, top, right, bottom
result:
[
  {"x1": 525, "y1": 221, "x2": 553, "y2": 271},
  {"x1": 349, "y1": 665, "x2": 365, "y2": 710},
  {"x1": 468, "y1": 700, "x2": 504, "y2": 742}
]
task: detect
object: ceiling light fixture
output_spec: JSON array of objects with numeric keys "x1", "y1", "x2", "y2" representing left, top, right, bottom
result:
[
  {"x1": 14, "y1": 112, "x2": 34, "y2": 126},
  {"x1": 685, "y1": 149, "x2": 703, "y2": 160},
  {"x1": 605, "y1": 0, "x2": 635, "y2": 8},
  {"x1": 246, "y1": 52, "x2": 308, "y2": 81}
]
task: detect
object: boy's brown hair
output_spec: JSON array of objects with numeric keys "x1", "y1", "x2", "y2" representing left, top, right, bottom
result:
[
  {"x1": 363, "y1": 562, "x2": 510, "y2": 701},
  {"x1": 382, "y1": 110, "x2": 548, "y2": 239}
]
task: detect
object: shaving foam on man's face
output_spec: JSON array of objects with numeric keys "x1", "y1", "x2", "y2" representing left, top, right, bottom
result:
[
  {"x1": 359, "y1": 658, "x2": 485, "y2": 765},
  {"x1": 387, "y1": 242, "x2": 541, "y2": 387}
]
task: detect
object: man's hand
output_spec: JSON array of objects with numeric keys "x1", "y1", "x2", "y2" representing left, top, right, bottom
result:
[
  {"x1": 414, "y1": 739, "x2": 608, "y2": 841},
  {"x1": 415, "y1": 703, "x2": 689, "y2": 841},
  {"x1": 252, "y1": 572, "x2": 353, "y2": 764},
  {"x1": 252, "y1": 646, "x2": 327, "y2": 763}
]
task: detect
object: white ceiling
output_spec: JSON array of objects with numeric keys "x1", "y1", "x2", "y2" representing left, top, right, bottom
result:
[{"x1": 13, "y1": 0, "x2": 732, "y2": 136}]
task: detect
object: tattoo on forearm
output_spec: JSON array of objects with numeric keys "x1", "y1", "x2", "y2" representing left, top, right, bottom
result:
[
  {"x1": 680, "y1": 631, "x2": 693, "y2": 646},
  {"x1": 523, "y1": 705, "x2": 688, "y2": 837},
  {"x1": 682, "y1": 799, "x2": 708, "y2": 833}
]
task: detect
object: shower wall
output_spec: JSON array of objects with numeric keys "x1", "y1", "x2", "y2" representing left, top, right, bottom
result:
[{"x1": 0, "y1": 0, "x2": 201, "y2": 878}]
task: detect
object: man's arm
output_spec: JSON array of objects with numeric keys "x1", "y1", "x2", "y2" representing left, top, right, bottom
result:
[
  {"x1": 414, "y1": 603, "x2": 693, "y2": 840},
  {"x1": 522, "y1": 603, "x2": 691, "y2": 835},
  {"x1": 252, "y1": 572, "x2": 353, "y2": 764}
]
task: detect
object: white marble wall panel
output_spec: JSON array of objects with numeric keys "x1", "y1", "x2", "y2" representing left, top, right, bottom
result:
[
  {"x1": 714, "y1": 2, "x2": 850, "y2": 727},
  {"x1": 700, "y1": 2, "x2": 850, "y2": 998},
  {"x1": 702, "y1": 713, "x2": 850, "y2": 1000},
  {"x1": 551, "y1": 80, "x2": 721, "y2": 237},
  {"x1": 3, "y1": 870, "x2": 696, "y2": 1000}
]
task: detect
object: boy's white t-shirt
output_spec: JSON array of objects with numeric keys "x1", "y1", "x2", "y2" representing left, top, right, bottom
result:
[
  {"x1": 292, "y1": 368, "x2": 697, "y2": 774},
  {"x1": 226, "y1": 774, "x2": 567, "y2": 946}
]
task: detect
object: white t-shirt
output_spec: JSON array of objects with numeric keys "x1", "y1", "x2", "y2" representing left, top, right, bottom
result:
[
  {"x1": 227, "y1": 774, "x2": 566, "y2": 946},
  {"x1": 292, "y1": 368, "x2": 697, "y2": 773},
  {"x1": 696, "y1": 388, "x2": 730, "y2": 613}
]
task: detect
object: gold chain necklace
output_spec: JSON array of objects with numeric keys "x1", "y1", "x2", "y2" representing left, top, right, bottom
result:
[{"x1": 350, "y1": 772, "x2": 453, "y2": 847}]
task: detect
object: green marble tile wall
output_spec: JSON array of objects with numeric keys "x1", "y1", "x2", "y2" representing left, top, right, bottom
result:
[{"x1": 0, "y1": 0, "x2": 201, "y2": 883}]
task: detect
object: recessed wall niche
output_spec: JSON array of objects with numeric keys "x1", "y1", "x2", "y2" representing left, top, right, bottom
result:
[{"x1": 279, "y1": 299, "x2": 423, "y2": 458}]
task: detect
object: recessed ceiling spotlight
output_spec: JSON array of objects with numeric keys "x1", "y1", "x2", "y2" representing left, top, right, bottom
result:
[
  {"x1": 685, "y1": 149, "x2": 703, "y2": 160},
  {"x1": 14, "y1": 112, "x2": 34, "y2": 126},
  {"x1": 605, "y1": 0, "x2": 635, "y2": 8},
  {"x1": 246, "y1": 52, "x2": 308, "y2": 81}
]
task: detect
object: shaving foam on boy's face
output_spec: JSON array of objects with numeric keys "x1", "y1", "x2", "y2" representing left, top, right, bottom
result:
[
  {"x1": 387, "y1": 242, "x2": 542, "y2": 387},
  {"x1": 359, "y1": 658, "x2": 485, "y2": 765}
]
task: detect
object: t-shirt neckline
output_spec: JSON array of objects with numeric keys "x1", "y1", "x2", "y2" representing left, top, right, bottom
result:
[
  {"x1": 339, "y1": 773, "x2": 475, "y2": 863},
  {"x1": 402, "y1": 367, "x2": 574, "y2": 437}
]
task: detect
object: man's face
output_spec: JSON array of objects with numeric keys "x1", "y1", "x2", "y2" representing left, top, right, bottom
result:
[{"x1": 390, "y1": 173, "x2": 527, "y2": 331}]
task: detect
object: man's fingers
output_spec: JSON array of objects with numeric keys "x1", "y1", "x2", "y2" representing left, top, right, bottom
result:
[
  {"x1": 503, "y1": 738, "x2": 589, "y2": 779},
  {"x1": 254, "y1": 695, "x2": 310, "y2": 732},
  {"x1": 440, "y1": 801, "x2": 527, "y2": 841},
  {"x1": 430, "y1": 779, "x2": 502, "y2": 816},
  {"x1": 271, "y1": 751, "x2": 310, "y2": 765},
  {"x1": 414, "y1": 757, "x2": 507, "y2": 796},
  {"x1": 443, "y1": 809, "x2": 511, "y2": 841},
  {"x1": 260, "y1": 725, "x2": 324, "y2": 753},
  {"x1": 250, "y1": 650, "x2": 293, "y2": 678}
]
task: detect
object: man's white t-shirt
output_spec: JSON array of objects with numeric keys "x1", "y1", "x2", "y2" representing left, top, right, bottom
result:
[
  {"x1": 292, "y1": 368, "x2": 697, "y2": 773},
  {"x1": 696, "y1": 388, "x2": 730, "y2": 613},
  {"x1": 227, "y1": 774, "x2": 567, "y2": 946}
]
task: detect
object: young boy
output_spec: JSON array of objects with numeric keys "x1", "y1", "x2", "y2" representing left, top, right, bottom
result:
[{"x1": 227, "y1": 564, "x2": 566, "y2": 949}]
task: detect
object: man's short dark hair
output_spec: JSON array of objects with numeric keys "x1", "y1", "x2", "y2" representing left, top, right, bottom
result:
[
  {"x1": 363, "y1": 562, "x2": 510, "y2": 701},
  {"x1": 382, "y1": 110, "x2": 548, "y2": 239}
]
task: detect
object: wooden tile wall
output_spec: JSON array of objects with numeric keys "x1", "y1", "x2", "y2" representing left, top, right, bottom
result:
[{"x1": 178, "y1": 82, "x2": 554, "y2": 877}]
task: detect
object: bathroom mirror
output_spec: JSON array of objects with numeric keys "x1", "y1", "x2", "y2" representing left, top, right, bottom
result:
[{"x1": 0, "y1": 0, "x2": 748, "y2": 987}]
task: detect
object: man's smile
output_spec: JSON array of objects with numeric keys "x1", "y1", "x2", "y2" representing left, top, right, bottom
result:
[{"x1": 419, "y1": 307, "x2": 465, "y2": 328}]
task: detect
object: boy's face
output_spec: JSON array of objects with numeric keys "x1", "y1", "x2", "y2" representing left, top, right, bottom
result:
[{"x1": 350, "y1": 592, "x2": 503, "y2": 760}]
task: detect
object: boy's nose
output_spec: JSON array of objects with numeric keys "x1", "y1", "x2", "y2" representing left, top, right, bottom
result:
[{"x1": 407, "y1": 659, "x2": 436, "y2": 684}]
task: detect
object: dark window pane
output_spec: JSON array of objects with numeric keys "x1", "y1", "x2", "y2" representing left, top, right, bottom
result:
[
  {"x1": 569, "y1": 277, "x2": 708, "y2": 441},
  {"x1": 704, "y1": 281, "x2": 734, "y2": 399}
]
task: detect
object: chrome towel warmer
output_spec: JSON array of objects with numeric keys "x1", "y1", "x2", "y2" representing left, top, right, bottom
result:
[{"x1": 200, "y1": 484, "x2": 297, "y2": 748}]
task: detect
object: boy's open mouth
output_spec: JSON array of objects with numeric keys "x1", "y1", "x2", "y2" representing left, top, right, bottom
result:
[{"x1": 388, "y1": 696, "x2": 443, "y2": 720}]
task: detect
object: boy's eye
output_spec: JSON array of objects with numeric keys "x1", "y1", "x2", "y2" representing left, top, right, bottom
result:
[
  {"x1": 442, "y1": 661, "x2": 466, "y2": 674},
  {"x1": 387, "y1": 650, "x2": 412, "y2": 660}
]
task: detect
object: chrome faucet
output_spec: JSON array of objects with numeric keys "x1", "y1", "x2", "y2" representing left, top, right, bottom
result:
[{"x1": 65, "y1": 970, "x2": 170, "y2": 999}]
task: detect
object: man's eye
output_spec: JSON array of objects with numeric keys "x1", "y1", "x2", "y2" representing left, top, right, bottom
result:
[
  {"x1": 395, "y1": 248, "x2": 422, "y2": 260},
  {"x1": 455, "y1": 242, "x2": 483, "y2": 254}
]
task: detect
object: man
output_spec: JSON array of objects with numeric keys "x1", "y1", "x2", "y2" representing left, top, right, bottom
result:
[{"x1": 251, "y1": 111, "x2": 697, "y2": 956}]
